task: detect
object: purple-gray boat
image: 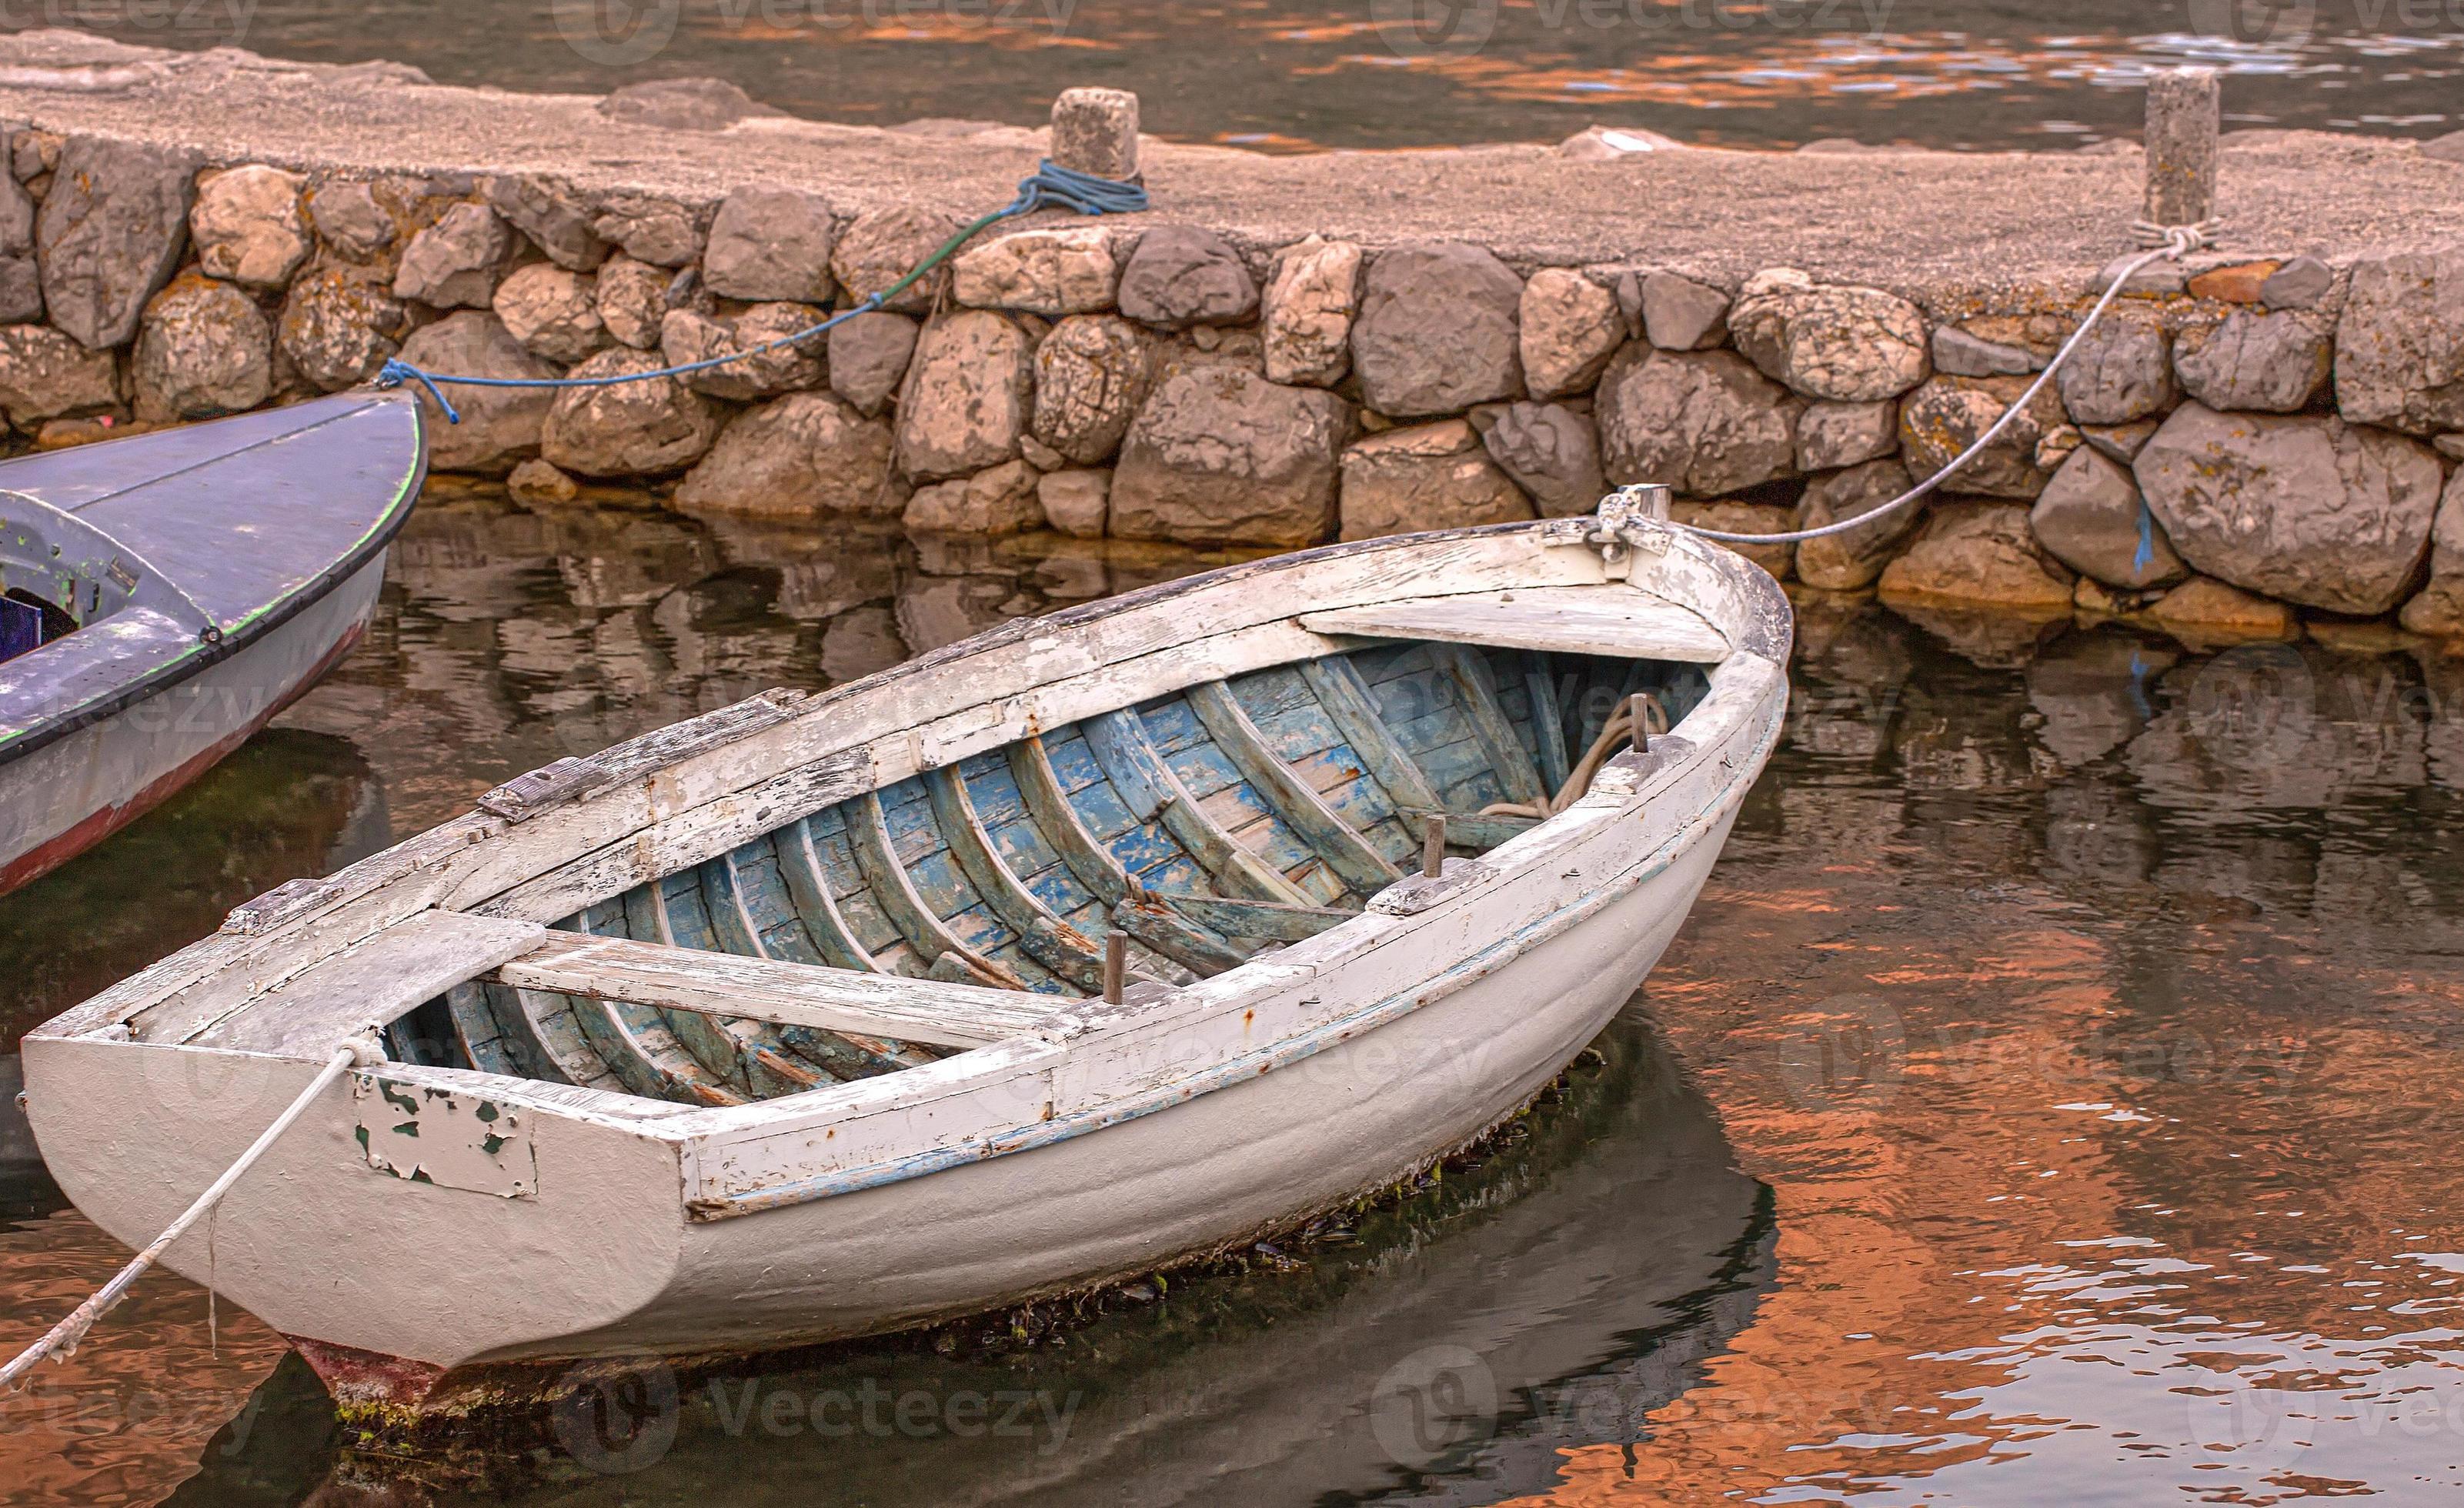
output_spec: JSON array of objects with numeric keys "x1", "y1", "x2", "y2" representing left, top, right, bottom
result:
[{"x1": 0, "y1": 391, "x2": 424, "y2": 894}]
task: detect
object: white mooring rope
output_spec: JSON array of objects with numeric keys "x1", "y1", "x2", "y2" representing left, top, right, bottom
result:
[
  {"x1": 1677, "y1": 228, "x2": 2210, "y2": 548},
  {"x1": 0, "y1": 1035, "x2": 380, "y2": 1390}
]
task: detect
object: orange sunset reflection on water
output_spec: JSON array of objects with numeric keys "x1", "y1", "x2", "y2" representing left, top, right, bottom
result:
[
  {"x1": 5, "y1": 1, "x2": 2459, "y2": 149},
  {"x1": 1506, "y1": 608, "x2": 2464, "y2": 1503},
  {"x1": 9, "y1": 505, "x2": 2464, "y2": 1502}
]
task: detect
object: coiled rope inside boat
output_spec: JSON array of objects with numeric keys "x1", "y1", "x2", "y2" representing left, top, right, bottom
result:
[{"x1": 1482, "y1": 692, "x2": 1670, "y2": 822}]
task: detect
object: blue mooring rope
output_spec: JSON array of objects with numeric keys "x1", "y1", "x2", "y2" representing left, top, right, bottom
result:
[{"x1": 376, "y1": 161, "x2": 1148, "y2": 425}]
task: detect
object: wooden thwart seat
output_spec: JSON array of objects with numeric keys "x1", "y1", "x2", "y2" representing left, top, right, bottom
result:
[
  {"x1": 1299, "y1": 584, "x2": 1731, "y2": 663},
  {"x1": 491, "y1": 932, "x2": 1070, "y2": 1049}
]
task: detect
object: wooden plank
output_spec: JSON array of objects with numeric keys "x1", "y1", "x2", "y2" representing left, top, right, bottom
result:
[
  {"x1": 1439, "y1": 645, "x2": 1550, "y2": 809},
  {"x1": 1187, "y1": 680, "x2": 1401, "y2": 898},
  {"x1": 845, "y1": 791, "x2": 1030, "y2": 990},
  {"x1": 714, "y1": 839, "x2": 910, "y2": 1079},
  {"x1": 646, "y1": 875, "x2": 766, "y2": 1094},
  {"x1": 696, "y1": 859, "x2": 830, "y2": 1094},
  {"x1": 1300, "y1": 656, "x2": 1444, "y2": 814},
  {"x1": 1297, "y1": 655, "x2": 1541, "y2": 854},
  {"x1": 1298, "y1": 585, "x2": 1730, "y2": 663},
  {"x1": 1524, "y1": 652, "x2": 1572, "y2": 793},
  {"x1": 1081, "y1": 709, "x2": 1313, "y2": 906},
  {"x1": 774, "y1": 816, "x2": 883, "y2": 973},
  {"x1": 1157, "y1": 893, "x2": 1355, "y2": 945},
  {"x1": 479, "y1": 979, "x2": 616, "y2": 1088},
  {"x1": 927, "y1": 767, "x2": 1108, "y2": 991},
  {"x1": 561, "y1": 905, "x2": 743, "y2": 1105},
  {"x1": 1007, "y1": 737, "x2": 1246, "y2": 976},
  {"x1": 493, "y1": 933, "x2": 1066, "y2": 1049},
  {"x1": 186, "y1": 909, "x2": 546, "y2": 1055}
]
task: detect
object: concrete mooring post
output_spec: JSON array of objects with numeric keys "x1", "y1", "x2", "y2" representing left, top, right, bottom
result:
[
  {"x1": 2143, "y1": 66, "x2": 2219, "y2": 228},
  {"x1": 1050, "y1": 87, "x2": 1140, "y2": 182}
]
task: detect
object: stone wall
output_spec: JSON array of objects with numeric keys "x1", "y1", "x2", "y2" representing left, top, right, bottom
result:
[{"x1": 2, "y1": 72, "x2": 2462, "y2": 642}]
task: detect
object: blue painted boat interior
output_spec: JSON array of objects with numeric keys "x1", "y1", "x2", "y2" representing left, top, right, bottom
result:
[{"x1": 411, "y1": 644, "x2": 1711, "y2": 1103}]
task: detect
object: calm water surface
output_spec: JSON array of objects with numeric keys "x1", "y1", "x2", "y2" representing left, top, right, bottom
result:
[
  {"x1": 6, "y1": 488, "x2": 2464, "y2": 1503},
  {"x1": 9, "y1": 0, "x2": 2461, "y2": 149}
]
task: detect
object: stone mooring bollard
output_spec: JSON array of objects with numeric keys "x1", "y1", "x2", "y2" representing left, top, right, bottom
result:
[
  {"x1": 2143, "y1": 65, "x2": 2219, "y2": 228},
  {"x1": 1050, "y1": 87, "x2": 1140, "y2": 182}
]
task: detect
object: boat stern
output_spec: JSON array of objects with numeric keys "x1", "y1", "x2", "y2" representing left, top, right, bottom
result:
[{"x1": 19, "y1": 1026, "x2": 694, "y2": 1415}]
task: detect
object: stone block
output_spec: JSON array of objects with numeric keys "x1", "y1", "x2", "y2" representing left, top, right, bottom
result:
[
  {"x1": 483, "y1": 175, "x2": 606, "y2": 271},
  {"x1": 1110, "y1": 365, "x2": 1351, "y2": 545},
  {"x1": 896, "y1": 310, "x2": 1034, "y2": 479},
  {"x1": 952, "y1": 225, "x2": 1117, "y2": 316},
  {"x1": 905, "y1": 459, "x2": 1044, "y2": 535},
  {"x1": 1037, "y1": 469, "x2": 1110, "y2": 539},
  {"x1": 827, "y1": 309, "x2": 918, "y2": 415},
  {"x1": 543, "y1": 345, "x2": 726, "y2": 476},
  {"x1": 392, "y1": 202, "x2": 511, "y2": 309},
  {"x1": 1337, "y1": 419, "x2": 1534, "y2": 541},
  {"x1": 1729, "y1": 269, "x2": 1928, "y2": 401},
  {"x1": 1878, "y1": 500, "x2": 2075, "y2": 610},
  {"x1": 1518, "y1": 268, "x2": 1624, "y2": 398},
  {"x1": 1262, "y1": 235, "x2": 1358, "y2": 386},
  {"x1": 2028, "y1": 445, "x2": 2188, "y2": 589},
  {"x1": 1351, "y1": 242, "x2": 1523, "y2": 418},
  {"x1": 189, "y1": 165, "x2": 308, "y2": 289},
  {"x1": 37, "y1": 135, "x2": 201, "y2": 348},
  {"x1": 2174, "y1": 309, "x2": 2331, "y2": 412},
  {"x1": 2335, "y1": 249, "x2": 2464, "y2": 434},
  {"x1": 1118, "y1": 226, "x2": 1256, "y2": 330},
  {"x1": 1033, "y1": 313, "x2": 1152, "y2": 465},
  {"x1": 1595, "y1": 345, "x2": 1798, "y2": 496},
  {"x1": 1795, "y1": 459, "x2": 1921, "y2": 589},
  {"x1": 2057, "y1": 315, "x2": 2175, "y2": 425},
  {"x1": 1639, "y1": 271, "x2": 1729, "y2": 350},
  {"x1": 1796, "y1": 398, "x2": 1898, "y2": 471},
  {"x1": 2135, "y1": 402, "x2": 2442, "y2": 615},
  {"x1": 1472, "y1": 400, "x2": 1604, "y2": 517},
  {"x1": 393, "y1": 311, "x2": 556, "y2": 473},
  {"x1": 703, "y1": 184, "x2": 836, "y2": 302},
  {"x1": 675, "y1": 391, "x2": 902, "y2": 517},
  {"x1": 279, "y1": 268, "x2": 411, "y2": 392}
]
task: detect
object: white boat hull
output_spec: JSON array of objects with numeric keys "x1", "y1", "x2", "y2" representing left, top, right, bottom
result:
[
  {"x1": 23, "y1": 512, "x2": 1791, "y2": 1420},
  {"x1": 0, "y1": 550, "x2": 387, "y2": 893}
]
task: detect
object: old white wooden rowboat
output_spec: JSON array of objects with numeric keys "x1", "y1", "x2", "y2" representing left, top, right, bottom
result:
[
  {"x1": 0, "y1": 392, "x2": 424, "y2": 893},
  {"x1": 22, "y1": 493, "x2": 1789, "y2": 1423}
]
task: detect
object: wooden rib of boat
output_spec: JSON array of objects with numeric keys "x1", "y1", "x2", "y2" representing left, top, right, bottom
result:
[
  {"x1": 0, "y1": 392, "x2": 425, "y2": 894},
  {"x1": 21, "y1": 496, "x2": 1790, "y2": 1424}
]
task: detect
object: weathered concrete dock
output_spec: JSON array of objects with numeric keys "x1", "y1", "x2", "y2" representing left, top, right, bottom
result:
[{"x1": 0, "y1": 28, "x2": 2459, "y2": 641}]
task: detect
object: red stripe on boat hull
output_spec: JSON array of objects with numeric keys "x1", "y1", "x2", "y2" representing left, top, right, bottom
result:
[{"x1": 0, "y1": 620, "x2": 369, "y2": 896}]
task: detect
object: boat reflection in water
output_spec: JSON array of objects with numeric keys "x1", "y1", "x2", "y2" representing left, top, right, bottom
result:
[
  {"x1": 21, "y1": 486, "x2": 2464, "y2": 1503},
  {"x1": 169, "y1": 1005, "x2": 1774, "y2": 1505}
]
